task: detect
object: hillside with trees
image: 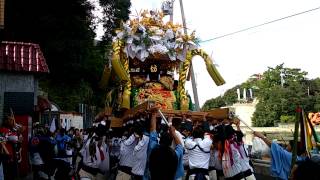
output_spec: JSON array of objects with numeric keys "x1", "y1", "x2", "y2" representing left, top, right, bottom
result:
[
  {"x1": 202, "y1": 64, "x2": 320, "y2": 127},
  {"x1": 2, "y1": 0, "x2": 131, "y2": 110}
]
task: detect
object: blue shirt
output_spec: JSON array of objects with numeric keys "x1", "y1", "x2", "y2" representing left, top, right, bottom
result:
[
  {"x1": 55, "y1": 134, "x2": 71, "y2": 151},
  {"x1": 143, "y1": 131, "x2": 157, "y2": 180},
  {"x1": 148, "y1": 130, "x2": 184, "y2": 179},
  {"x1": 174, "y1": 144, "x2": 184, "y2": 179},
  {"x1": 270, "y1": 142, "x2": 304, "y2": 180}
]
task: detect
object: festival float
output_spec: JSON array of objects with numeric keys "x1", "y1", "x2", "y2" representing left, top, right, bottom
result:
[
  {"x1": 98, "y1": 8, "x2": 228, "y2": 126},
  {"x1": 96, "y1": 5, "x2": 320, "y2": 178}
]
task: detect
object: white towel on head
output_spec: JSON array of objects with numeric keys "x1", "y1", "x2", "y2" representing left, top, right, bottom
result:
[{"x1": 49, "y1": 118, "x2": 56, "y2": 133}]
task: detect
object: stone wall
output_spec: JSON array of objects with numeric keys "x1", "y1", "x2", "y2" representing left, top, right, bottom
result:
[{"x1": 239, "y1": 124, "x2": 320, "y2": 145}]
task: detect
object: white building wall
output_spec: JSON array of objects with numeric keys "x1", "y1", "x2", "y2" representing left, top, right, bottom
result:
[
  {"x1": 229, "y1": 99, "x2": 258, "y2": 127},
  {"x1": 60, "y1": 113, "x2": 83, "y2": 130}
]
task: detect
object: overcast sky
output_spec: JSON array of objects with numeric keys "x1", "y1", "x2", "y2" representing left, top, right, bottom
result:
[{"x1": 95, "y1": 0, "x2": 320, "y2": 106}]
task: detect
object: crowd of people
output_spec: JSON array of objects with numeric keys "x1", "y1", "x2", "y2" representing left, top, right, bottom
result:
[
  {"x1": 80, "y1": 108, "x2": 256, "y2": 180},
  {"x1": 0, "y1": 108, "x2": 320, "y2": 180}
]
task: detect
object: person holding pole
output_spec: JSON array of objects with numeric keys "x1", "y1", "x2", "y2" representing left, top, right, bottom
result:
[
  {"x1": 213, "y1": 123, "x2": 254, "y2": 180},
  {"x1": 185, "y1": 125, "x2": 212, "y2": 180},
  {"x1": 148, "y1": 108, "x2": 184, "y2": 180},
  {"x1": 116, "y1": 121, "x2": 138, "y2": 180},
  {"x1": 131, "y1": 119, "x2": 149, "y2": 180},
  {"x1": 253, "y1": 131, "x2": 305, "y2": 180}
]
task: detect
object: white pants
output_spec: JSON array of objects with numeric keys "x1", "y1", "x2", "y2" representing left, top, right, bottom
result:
[
  {"x1": 224, "y1": 174, "x2": 255, "y2": 180},
  {"x1": 79, "y1": 169, "x2": 96, "y2": 180},
  {"x1": 240, "y1": 174, "x2": 255, "y2": 180},
  {"x1": 116, "y1": 170, "x2": 131, "y2": 180},
  {"x1": 209, "y1": 170, "x2": 217, "y2": 180},
  {"x1": 189, "y1": 175, "x2": 210, "y2": 180},
  {"x1": 208, "y1": 170, "x2": 225, "y2": 180}
]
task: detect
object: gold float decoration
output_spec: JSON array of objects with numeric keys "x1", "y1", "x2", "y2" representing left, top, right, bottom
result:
[
  {"x1": 178, "y1": 49, "x2": 225, "y2": 110},
  {"x1": 107, "y1": 9, "x2": 225, "y2": 111}
]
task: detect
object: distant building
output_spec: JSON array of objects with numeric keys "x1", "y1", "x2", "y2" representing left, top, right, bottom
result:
[
  {"x1": 40, "y1": 103, "x2": 84, "y2": 131},
  {"x1": 60, "y1": 112, "x2": 83, "y2": 130},
  {"x1": 228, "y1": 99, "x2": 258, "y2": 127},
  {"x1": 0, "y1": 41, "x2": 49, "y2": 124},
  {"x1": 40, "y1": 102, "x2": 60, "y2": 129}
]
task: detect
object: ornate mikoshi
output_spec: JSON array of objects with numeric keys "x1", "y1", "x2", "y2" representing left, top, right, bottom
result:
[{"x1": 102, "y1": 10, "x2": 225, "y2": 111}]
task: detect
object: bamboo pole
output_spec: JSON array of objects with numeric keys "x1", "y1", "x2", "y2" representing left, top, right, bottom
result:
[
  {"x1": 290, "y1": 107, "x2": 301, "y2": 179},
  {"x1": 158, "y1": 109, "x2": 169, "y2": 126},
  {"x1": 237, "y1": 117, "x2": 254, "y2": 132},
  {"x1": 301, "y1": 109, "x2": 311, "y2": 157}
]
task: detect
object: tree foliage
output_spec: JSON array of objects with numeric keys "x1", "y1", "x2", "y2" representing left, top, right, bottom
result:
[
  {"x1": 2, "y1": 0, "x2": 131, "y2": 110},
  {"x1": 202, "y1": 96, "x2": 226, "y2": 111},
  {"x1": 203, "y1": 64, "x2": 320, "y2": 127},
  {"x1": 98, "y1": 0, "x2": 131, "y2": 66},
  {"x1": 252, "y1": 64, "x2": 312, "y2": 126},
  {"x1": 99, "y1": 0, "x2": 131, "y2": 41},
  {"x1": 202, "y1": 84, "x2": 251, "y2": 111}
]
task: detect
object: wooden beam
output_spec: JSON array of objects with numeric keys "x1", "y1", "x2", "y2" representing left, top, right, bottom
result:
[
  {"x1": 120, "y1": 101, "x2": 231, "y2": 122},
  {"x1": 122, "y1": 101, "x2": 156, "y2": 120},
  {"x1": 206, "y1": 108, "x2": 230, "y2": 120},
  {"x1": 159, "y1": 108, "x2": 231, "y2": 121},
  {"x1": 110, "y1": 117, "x2": 123, "y2": 128},
  {"x1": 107, "y1": 105, "x2": 233, "y2": 129}
]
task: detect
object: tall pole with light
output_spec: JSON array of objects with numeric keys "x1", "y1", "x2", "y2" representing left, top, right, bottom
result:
[
  {"x1": 162, "y1": 0, "x2": 200, "y2": 111},
  {"x1": 170, "y1": 0, "x2": 174, "y2": 22},
  {"x1": 280, "y1": 69, "x2": 285, "y2": 87}
]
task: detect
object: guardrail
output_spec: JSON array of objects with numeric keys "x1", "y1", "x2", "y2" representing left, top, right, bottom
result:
[{"x1": 252, "y1": 159, "x2": 272, "y2": 177}]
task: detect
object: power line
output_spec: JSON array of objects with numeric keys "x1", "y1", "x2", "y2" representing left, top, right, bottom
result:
[{"x1": 200, "y1": 6, "x2": 320, "y2": 43}]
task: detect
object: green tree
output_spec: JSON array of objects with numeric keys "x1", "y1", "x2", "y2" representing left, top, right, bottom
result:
[
  {"x1": 280, "y1": 115, "x2": 295, "y2": 123},
  {"x1": 252, "y1": 64, "x2": 310, "y2": 126},
  {"x1": 223, "y1": 86, "x2": 239, "y2": 105},
  {"x1": 99, "y1": 0, "x2": 131, "y2": 41},
  {"x1": 202, "y1": 83, "x2": 255, "y2": 111},
  {"x1": 98, "y1": 0, "x2": 131, "y2": 66},
  {"x1": 308, "y1": 78, "x2": 320, "y2": 111},
  {"x1": 202, "y1": 64, "x2": 320, "y2": 127},
  {"x1": 3, "y1": 0, "x2": 131, "y2": 110},
  {"x1": 202, "y1": 96, "x2": 226, "y2": 111}
]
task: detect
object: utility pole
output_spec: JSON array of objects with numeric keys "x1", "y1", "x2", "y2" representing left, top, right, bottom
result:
[
  {"x1": 178, "y1": 0, "x2": 200, "y2": 111},
  {"x1": 280, "y1": 69, "x2": 285, "y2": 87},
  {"x1": 170, "y1": 0, "x2": 174, "y2": 22}
]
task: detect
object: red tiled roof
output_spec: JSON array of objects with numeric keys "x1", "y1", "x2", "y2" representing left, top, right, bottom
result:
[{"x1": 0, "y1": 41, "x2": 49, "y2": 73}]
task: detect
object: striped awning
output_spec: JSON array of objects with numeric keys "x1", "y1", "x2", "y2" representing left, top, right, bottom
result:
[{"x1": 0, "y1": 41, "x2": 49, "y2": 73}]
